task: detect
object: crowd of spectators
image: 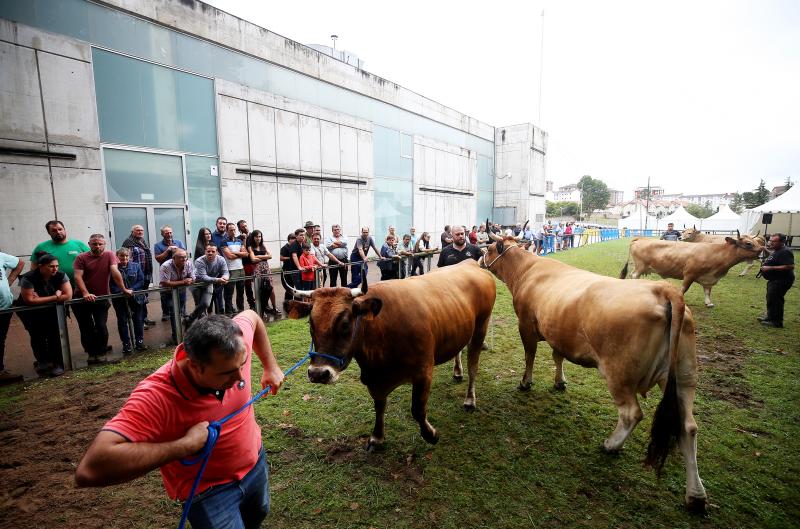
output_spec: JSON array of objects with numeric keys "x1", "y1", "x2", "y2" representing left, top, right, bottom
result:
[{"x1": 0, "y1": 216, "x2": 560, "y2": 382}]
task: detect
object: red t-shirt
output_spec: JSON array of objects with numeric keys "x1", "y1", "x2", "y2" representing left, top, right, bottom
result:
[
  {"x1": 73, "y1": 251, "x2": 119, "y2": 296},
  {"x1": 299, "y1": 252, "x2": 320, "y2": 282},
  {"x1": 103, "y1": 315, "x2": 260, "y2": 500}
]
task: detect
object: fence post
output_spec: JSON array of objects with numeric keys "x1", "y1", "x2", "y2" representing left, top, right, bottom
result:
[
  {"x1": 57, "y1": 304, "x2": 73, "y2": 371},
  {"x1": 171, "y1": 287, "x2": 183, "y2": 344},
  {"x1": 253, "y1": 275, "x2": 262, "y2": 317}
]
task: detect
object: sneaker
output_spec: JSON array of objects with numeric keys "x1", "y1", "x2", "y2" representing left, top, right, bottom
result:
[
  {"x1": 760, "y1": 320, "x2": 783, "y2": 328},
  {"x1": 50, "y1": 366, "x2": 65, "y2": 377},
  {"x1": 161, "y1": 315, "x2": 170, "y2": 322},
  {"x1": 144, "y1": 319, "x2": 156, "y2": 326},
  {"x1": 135, "y1": 341, "x2": 147, "y2": 351},
  {"x1": 143, "y1": 323, "x2": 150, "y2": 330},
  {"x1": 122, "y1": 343, "x2": 133, "y2": 355}
]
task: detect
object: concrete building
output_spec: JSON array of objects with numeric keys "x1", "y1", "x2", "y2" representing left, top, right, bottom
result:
[
  {"x1": 661, "y1": 192, "x2": 733, "y2": 210},
  {"x1": 551, "y1": 184, "x2": 580, "y2": 203},
  {"x1": 608, "y1": 189, "x2": 625, "y2": 206},
  {"x1": 0, "y1": 0, "x2": 546, "y2": 261},
  {"x1": 634, "y1": 186, "x2": 664, "y2": 200}
]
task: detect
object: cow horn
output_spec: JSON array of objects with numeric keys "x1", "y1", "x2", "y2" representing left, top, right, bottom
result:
[
  {"x1": 522, "y1": 219, "x2": 529, "y2": 231},
  {"x1": 489, "y1": 231, "x2": 502, "y2": 241},
  {"x1": 736, "y1": 229, "x2": 740, "y2": 238},
  {"x1": 280, "y1": 271, "x2": 314, "y2": 299}
]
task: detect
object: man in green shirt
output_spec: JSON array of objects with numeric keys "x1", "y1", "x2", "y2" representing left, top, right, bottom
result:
[{"x1": 30, "y1": 220, "x2": 89, "y2": 284}]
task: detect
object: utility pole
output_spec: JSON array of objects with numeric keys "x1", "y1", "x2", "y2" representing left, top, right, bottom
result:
[
  {"x1": 538, "y1": 10, "x2": 545, "y2": 125},
  {"x1": 644, "y1": 176, "x2": 651, "y2": 231}
]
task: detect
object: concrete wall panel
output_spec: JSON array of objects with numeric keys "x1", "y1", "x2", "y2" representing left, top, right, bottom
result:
[
  {"x1": 251, "y1": 179, "x2": 280, "y2": 243},
  {"x1": 247, "y1": 103, "x2": 276, "y2": 168},
  {"x1": 275, "y1": 110, "x2": 300, "y2": 172},
  {"x1": 320, "y1": 121, "x2": 340, "y2": 176},
  {"x1": 37, "y1": 52, "x2": 99, "y2": 147},
  {"x1": 0, "y1": 163, "x2": 54, "y2": 256},
  {"x1": 218, "y1": 96, "x2": 249, "y2": 164},
  {"x1": 0, "y1": 42, "x2": 45, "y2": 143},
  {"x1": 339, "y1": 126, "x2": 358, "y2": 177},
  {"x1": 301, "y1": 183, "x2": 323, "y2": 229},
  {"x1": 322, "y1": 186, "x2": 342, "y2": 236},
  {"x1": 298, "y1": 115, "x2": 321, "y2": 174},
  {"x1": 277, "y1": 182, "x2": 302, "y2": 237},
  {"x1": 220, "y1": 177, "x2": 253, "y2": 229},
  {"x1": 340, "y1": 187, "x2": 359, "y2": 237},
  {"x1": 356, "y1": 129, "x2": 372, "y2": 180},
  {"x1": 358, "y1": 188, "x2": 373, "y2": 232},
  {"x1": 50, "y1": 167, "x2": 106, "y2": 242}
]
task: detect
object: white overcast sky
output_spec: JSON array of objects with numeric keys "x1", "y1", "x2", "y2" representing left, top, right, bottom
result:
[{"x1": 206, "y1": 0, "x2": 798, "y2": 199}]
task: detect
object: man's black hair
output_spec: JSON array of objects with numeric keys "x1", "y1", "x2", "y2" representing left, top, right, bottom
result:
[
  {"x1": 294, "y1": 229, "x2": 305, "y2": 236},
  {"x1": 36, "y1": 252, "x2": 56, "y2": 266},
  {"x1": 216, "y1": 216, "x2": 227, "y2": 223},
  {"x1": 45, "y1": 220, "x2": 65, "y2": 232},
  {"x1": 237, "y1": 219, "x2": 247, "y2": 230},
  {"x1": 183, "y1": 314, "x2": 244, "y2": 365}
]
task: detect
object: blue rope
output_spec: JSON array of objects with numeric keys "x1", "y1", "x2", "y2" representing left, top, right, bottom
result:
[{"x1": 176, "y1": 349, "x2": 312, "y2": 529}]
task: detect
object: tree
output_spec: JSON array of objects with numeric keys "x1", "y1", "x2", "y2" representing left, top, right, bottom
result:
[
  {"x1": 785, "y1": 177, "x2": 794, "y2": 190},
  {"x1": 577, "y1": 175, "x2": 610, "y2": 219},
  {"x1": 546, "y1": 201, "x2": 579, "y2": 217},
  {"x1": 742, "y1": 179, "x2": 770, "y2": 209},
  {"x1": 729, "y1": 193, "x2": 744, "y2": 214},
  {"x1": 685, "y1": 203, "x2": 713, "y2": 219}
]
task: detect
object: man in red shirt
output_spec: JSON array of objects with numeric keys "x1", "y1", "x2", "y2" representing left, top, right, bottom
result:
[
  {"x1": 75, "y1": 311, "x2": 285, "y2": 529},
  {"x1": 73, "y1": 233, "x2": 131, "y2": 364}
]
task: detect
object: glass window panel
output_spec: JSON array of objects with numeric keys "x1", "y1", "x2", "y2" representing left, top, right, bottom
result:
[
  {"x1": 154, "y1": 207, "x2": 188, "y2": 249},
  {"x1": 373, "y1": 126, "x2": 412, "y2": 180},
  {"x1": 140, "y1": 64, "x2": 180, "y2": 152},
  {"x1": 177, "y1": 74, "x2": 218, "y2": 155},
  {"x1": 477, "y1": 155, "x2": 494, "y2": 191},
  {"x1": 104, "y1": 149, "x2": 184, "y2": 203},
  {"x1": 400, "y1": 133, "x2": 413, "y2": 158},
  {"x1": 93, "y1": 49, "x2": 145, "y2": 147},
  {"x1": 373, "y1": 178, "x2": 412, "y2": 236},
  {"x1": 476, "y1": 190, "x2": 493, "y2": 224},
  {"x1": 111, "y1": 207, "x2": 148, "y2": 250},
  {"x1": 185, "y1": 155, "x2": 221, "y2": 241}
]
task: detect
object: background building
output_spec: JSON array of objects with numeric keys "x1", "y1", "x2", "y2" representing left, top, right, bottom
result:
[
  {"x1": 0, "y1": 0, "x2": 546, "y2": 261},
  {"x1": 634, "y1": 186, "x2": 664, "y2": 199}
]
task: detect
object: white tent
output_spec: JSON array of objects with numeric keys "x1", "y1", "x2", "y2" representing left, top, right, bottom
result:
[
  {"x1": 700, "y1": 204, "x2": 741, "y2": 232},
  {"x1": 661, "y1": 206, "x2": 700, "y2": 228},
  {"x1": 740, "y1": 184, "x2": 800, "y2": 240},
  {"x1": 618, "y1": 214, "x2": 660, "y2": 231}
]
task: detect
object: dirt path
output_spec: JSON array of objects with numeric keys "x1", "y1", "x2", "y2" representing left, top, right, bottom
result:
[{"x1": 0, "y1": 368, "x2": 178, "y2": 529}]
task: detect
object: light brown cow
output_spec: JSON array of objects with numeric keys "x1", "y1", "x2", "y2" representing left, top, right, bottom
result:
[
  {"x1": 621, "y1": 235, "x2": 764, "y2": 306},
  {"x1": 479, "y1": 235, "x2": 707, "y2": 511},
  {"x1": 680, "y1": 227, "x2": 766, "y2": 276},
  {"x1": 284, "y1": 260, "x2": 496, "y2": 449}
]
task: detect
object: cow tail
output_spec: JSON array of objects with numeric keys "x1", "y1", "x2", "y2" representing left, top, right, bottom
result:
[
  {"x1": 619, "y1": 261, "x2": 629, "y2": 279},
  {"x1": 644, "y1": 295, "x2": 684, "y2": 476}
]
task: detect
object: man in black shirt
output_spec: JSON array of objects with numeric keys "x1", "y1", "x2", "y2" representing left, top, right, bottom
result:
[
  {"x1": 759, "y1": 233, "x2": 795, "y2": 328},
  {"x1": 438, "y1": 225, "x2": 482, "y2": 268},
  {"x1": 660, "y1": 223, "x2": 681, "y2": 241},
  {"x1": 280, "y1": 232, "x2": 302, "y2": 307}
]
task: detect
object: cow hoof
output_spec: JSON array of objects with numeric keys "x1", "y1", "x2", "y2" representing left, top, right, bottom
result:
[
  {"x1": 452, "y1": 374, "x2": 464, "y2": 383},
  {"x1": 366, "y1": 438, "x2": 384, "y2": 453},
  {"x1": 480, "y1": 342, "x2": 489, "y2": 351},
  {"x1": 600, "y1": 442, "x2": 621, "y2": 455},
  {"x1": 518, "y1": 381, "x2": 532, "y2": 392},
  {"x1": 705, "y1": 303, "x2": 715, "y2": 308},
  {"x1": 422, "y1": 428, "x2": 439, "y2": 445},
  {"x1": 463, "y1": 402, "x2": 476, "y2": 412},
  {"x1": 685, "y1": 496, "x2": 707, "y2": 514},
  {"x1": 553, "y1": 382, "x2": 567, "y2": 391}
]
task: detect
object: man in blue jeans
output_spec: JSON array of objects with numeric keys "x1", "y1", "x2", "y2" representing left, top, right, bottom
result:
[{"x1": 75, "y1": 311, "x2": 285, "y2": 529}]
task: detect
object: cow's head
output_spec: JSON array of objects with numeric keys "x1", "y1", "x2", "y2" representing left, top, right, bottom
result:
[
  {"x1": 679, "y1": 226, "x2": 700, "y2": 241},
  {"x1": 283, "y1": 272, "x2": 382, "y2": 384},
  {"x1": 724, "y1": 233, "x2": 764, "y2": 254},
  {"x1": 479, "y1": 227, "x2": 520, "y2": 274}
]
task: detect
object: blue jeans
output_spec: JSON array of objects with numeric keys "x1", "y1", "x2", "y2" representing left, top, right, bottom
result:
[{"x1": 188, "y1": 448, "x2": 269, "y2": 529}]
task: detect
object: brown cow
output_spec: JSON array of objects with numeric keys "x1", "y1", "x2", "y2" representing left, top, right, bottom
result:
[
  {"x1": 480, "y1": 235, "x2": 707, "y2": 511},
  {"x1": 621, "y1": 235, "x2": 764, "y2": 306},
  {"x1": 284, "y1": 260, "x2": 496, "y2": 449},
  {"x1": 680, "y1": 227, "x2": 766, "y2": 276}
]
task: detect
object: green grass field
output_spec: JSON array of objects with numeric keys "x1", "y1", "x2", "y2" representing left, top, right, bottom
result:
[{"x1": 1, "y1": 238, "x2": 797, "y2": 529}]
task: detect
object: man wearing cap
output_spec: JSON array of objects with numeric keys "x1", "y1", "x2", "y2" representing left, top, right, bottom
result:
[{"x1": 304, "y1": 221, "x2": 315, "y2": 242}]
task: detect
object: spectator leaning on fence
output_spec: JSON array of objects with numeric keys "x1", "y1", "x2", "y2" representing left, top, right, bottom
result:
[
  {"x1": 378, "y1": 235, "x2": 401, "y2": 281},
  {"x1": 411, "y1": 232, "x2": 435, "y2": 276},
  {"x1": 409, "y1": 226, "x2": 418, "y2": 247},
  {"x1": 325, "y1": 224, "x2": 349, "y2": 288},
  {"x1": 188, "y1": 244, "x2": 229, "y2": 327},
  {"x1": 280, "y1": 232, "x2": 299, "y2": 307},
  {"x1": 111, "y1": 248, "x2": 146, "y2": 355},
  {"x1": 312, "y1": 232, "x2": 342, "y2": 288},
  {"x1": 246, "y1": 230, "x2": 280, "y2": 317},
  {"x1": 237, "y1": 220, "x2": 257, "y2": 311},
  {"x1": 30, "y1": 220, "x2": 89, "y2": 285},
  {"x1": 122, "y1": 225, "x2": 155, "y2": 327},
  {"x1": 211, "y1": 216, "x2": 228, "y2": 249},
  {"x1": 0, "y1": 248, "x2": 25, "y2": 383},
  {"x1": 16, "y1": 252, "x2": 71, "y2": 378},
  {"x1": 222, "y1": 223, "x2": 247, "y2": 316},
  {"x1": 74, "y1": 234, "x2": 132, "y2": 365},
  {"x1": 159, "y1": 249, "x2": 194, "y2": 345},
  {"x1": 660, "y1": 223, "x2": 681, "y2": 241},
  {"x1": 298, "y1": 243, "x2": 322, "y2": 290},
  {"x1": 75, "y1": 311, "x2": 285, "y2": 529},
  {"x1": 154, "y1": 225, "x2": 186, "y2": 323},
  {"x1": 440, "y1": 225, "x2": 453, "y2": 248},
  {"x1": 398, "y1": 234, "x2": 414, "y2": 278},
  {"x1": 476, "y1": 224, "x2": 489, "y2": 246},
  {"x1": 348, "y1": 227, "x2": 381, "y2": 288}
]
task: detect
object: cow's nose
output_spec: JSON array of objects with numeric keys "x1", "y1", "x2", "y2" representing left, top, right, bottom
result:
[{"x1": 308, "y1": 366, "x2": 332, "y2": 384}]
